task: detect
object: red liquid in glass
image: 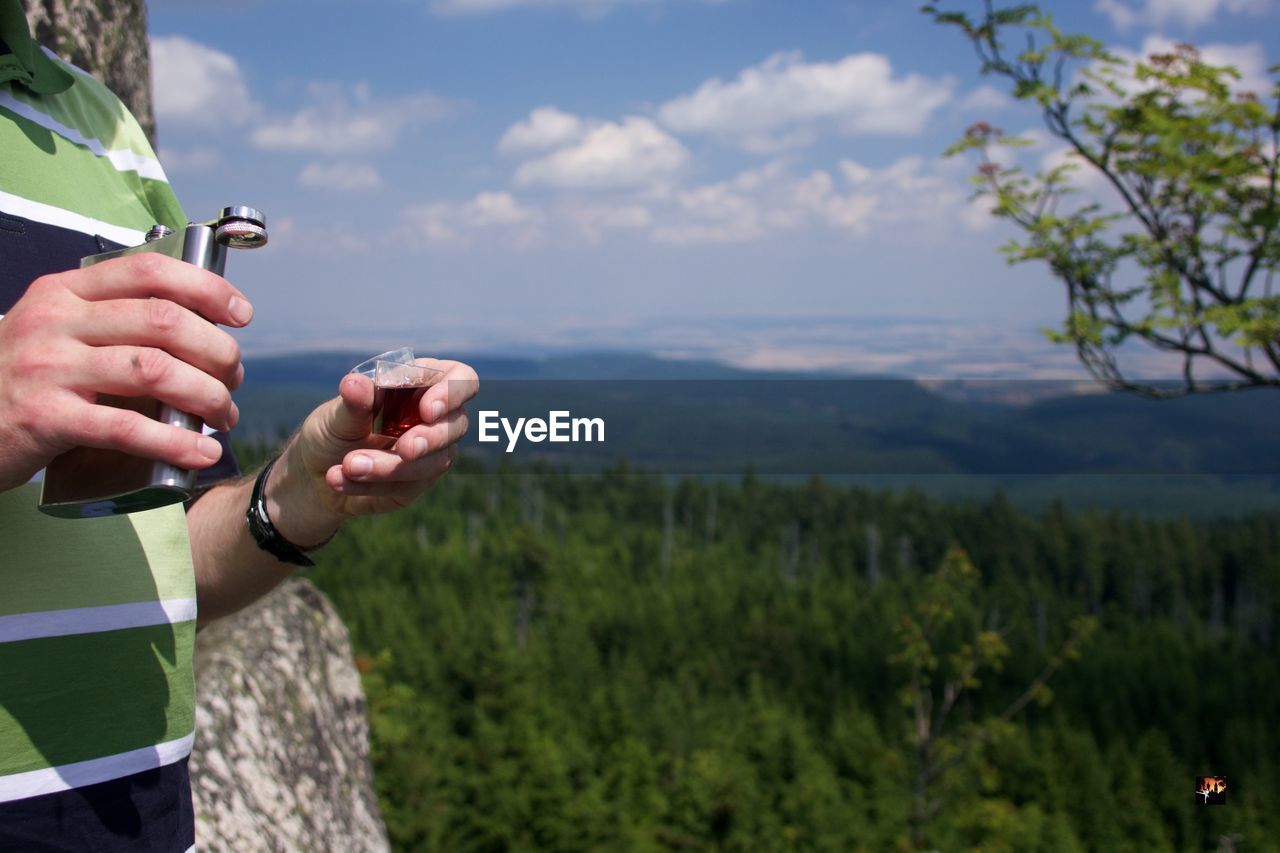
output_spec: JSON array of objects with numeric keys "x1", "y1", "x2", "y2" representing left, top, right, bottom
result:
[{"x1": 377, "y1": 385, "x2": 426, "y2": 437}]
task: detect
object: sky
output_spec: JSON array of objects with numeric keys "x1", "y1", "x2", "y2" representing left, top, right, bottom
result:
[{"x1": 145, "y1": 0, "x2": 1276, "y2": 378}]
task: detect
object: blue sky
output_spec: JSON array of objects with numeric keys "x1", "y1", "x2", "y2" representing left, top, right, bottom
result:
[{"x1": 145, "y1": 0, "x2": 1276, "y2": 377}]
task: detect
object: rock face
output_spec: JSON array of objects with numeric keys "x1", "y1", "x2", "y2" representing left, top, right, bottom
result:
[{"x1": 191, "y1": 579, "x2": 389, "y2": 852}]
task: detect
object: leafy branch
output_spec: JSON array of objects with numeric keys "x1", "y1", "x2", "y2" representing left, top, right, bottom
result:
[{"x1": 925, "y1": 1, "x2": 1280, "y2": 397}]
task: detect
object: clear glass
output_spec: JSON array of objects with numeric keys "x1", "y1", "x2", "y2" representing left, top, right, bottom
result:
[{"x1": 349, "y1": 346, "x2": 415, "y2": 379}]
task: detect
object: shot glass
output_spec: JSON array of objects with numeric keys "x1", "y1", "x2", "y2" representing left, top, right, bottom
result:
[
  {"x1": 372, "y1": 359, "x2": 443, "y2": 438},
  {"x1": 350, "y1": 346, "x2": 415, "y2": 379}
]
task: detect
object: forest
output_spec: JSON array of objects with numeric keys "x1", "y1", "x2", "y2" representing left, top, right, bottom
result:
[{"x1": 267, "y1": 448, "x2": 1280, "y2": 851}]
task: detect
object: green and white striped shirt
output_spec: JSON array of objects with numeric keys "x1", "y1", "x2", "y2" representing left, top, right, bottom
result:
[{"x1": 2, "y1": 4, "x2": 200, "y2": 846}]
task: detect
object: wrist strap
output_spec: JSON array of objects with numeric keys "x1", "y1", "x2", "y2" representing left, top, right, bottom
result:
[{"x1": 245, "y1": 456, "x2": 316, "y2": 567}]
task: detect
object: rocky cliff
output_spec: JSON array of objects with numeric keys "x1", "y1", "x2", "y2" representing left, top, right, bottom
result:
[{"x1": 190, "y1": 578, "x2": 389, "y2": 852}]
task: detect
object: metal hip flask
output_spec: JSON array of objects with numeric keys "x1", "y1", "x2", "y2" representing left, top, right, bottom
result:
[{"x1": 38, "y1": 206, "x2": 267, "y2": 519}]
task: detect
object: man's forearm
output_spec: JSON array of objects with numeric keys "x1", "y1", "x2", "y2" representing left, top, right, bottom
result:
[
  {"x1": 186, "y1": 449, "x2": 343, "y2": 627},
  {"x1": 186, "y1": 476, "x2": 293, "y2": 627}
]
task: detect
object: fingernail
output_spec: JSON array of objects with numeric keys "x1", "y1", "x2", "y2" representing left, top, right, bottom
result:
[
  {"x1": 414, "y1": 437, "x2": 429, "y2": 458},
  {"x1": 430, "y1": 400, "x2": 445, "y2": 422},
  {"x1": 228, "y1": 296, "x2": 253, "y2": 326},
  {"x1": 197, "y1": 435, "x2": 223, "y2": 461},
  {"x1": 349, "y1": 454, "x2": 373, "y2": 477},
  {"x1": 228, "y1": 401, "x2": 240, "y2": 428}
]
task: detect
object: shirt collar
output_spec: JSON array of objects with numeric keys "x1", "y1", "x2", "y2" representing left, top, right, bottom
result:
[{"x1": 0, "y1": 0, "x2": 73, "y2": 94}]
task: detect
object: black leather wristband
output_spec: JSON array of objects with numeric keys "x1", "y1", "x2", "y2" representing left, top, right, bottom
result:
[{"x1": 245, "y1": 455, "x2": 316, "y2": 567}]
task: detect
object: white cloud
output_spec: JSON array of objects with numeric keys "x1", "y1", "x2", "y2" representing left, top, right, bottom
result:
[
  {"x1": 652, "y1": 184, "x2": 763, "y2": 244},
  {"x1": 498, "y1": 106, "x2": 589, "y2": 152},
  {"x1": 957, "y1": 84, "x2": 1013, "y2": 114},
  {"x1": 651, "y1": 160, "x2": 801, "y2": 244},
  {"x1": 959, "y1": 192, "x2": 1001, "y2": 233},
  {"x1": 157, "y1": 146, "x2": 221, "y2": 173},
  {"x1": 789, "y1": 156, "x2": 988, "y2": 240},
  {"x1": 1095, "y1": 0, "x2": 1269, "y2": 31},
  {"x1": 647, "y1": 157, "x2": 987, "y2": 246},
  {"x1": 513, "y1": 116, "x2": 690, "y2": 189},
  {"x1": 789, "y1": 169, "x2": 877, "y2": 237},
  {"x1": 656, "y1": 51, "x2": 955, "y2": 150},
  {"x1": 560, "y1": 202, "x2": 653, "y2": 242},
  {"x1": 299, "y1": 160, "x2": 383, "y2": 192},
  {"x1": 152, "y1": 38, "x2": 452, "y2": 156},
  {"x1": 395, "y1": 155, "x2": 991, "y2": 250},
  {"x1": 151, "y1": 35, "x2": 259, "y2": 129},
  {"x1": 462, "y1": 191, "x2": 544, "y2": 226},
  {"x1": 251, "y1": 83, "x2": 451, "y2": 154},
  {"x1": 403, "y1": 192, "x2": 544, "y2": 247},
  {"x1": 592, "y1": 204, "x2": 652, "y2": 228}
]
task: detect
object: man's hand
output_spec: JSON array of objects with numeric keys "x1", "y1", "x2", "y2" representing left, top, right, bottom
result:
[
  {"x1": 263, "y1": 359, "x2": 479, "y2": 547},
  {"x1": 0, "y1": 254, "x2": 252, "y2": 492},
  {"x1": 187, "y1": 359, "x2": 477, "y2": 624}
]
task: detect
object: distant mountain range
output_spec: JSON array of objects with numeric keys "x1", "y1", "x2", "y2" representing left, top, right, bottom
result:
[{"x1": 232, "y1": 350, "x2": 1280, "y2": 517}]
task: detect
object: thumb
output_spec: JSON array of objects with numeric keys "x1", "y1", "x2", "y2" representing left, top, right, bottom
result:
[{"x1": 320, "y1": 373, "x2": 376, "y2": 443}]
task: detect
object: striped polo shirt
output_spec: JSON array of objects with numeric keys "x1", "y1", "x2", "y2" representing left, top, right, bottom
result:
[{"x1": 1, "y1": 5, "x2": 209, "y2": 848}]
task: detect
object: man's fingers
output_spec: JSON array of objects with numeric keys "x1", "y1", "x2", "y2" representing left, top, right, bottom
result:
[
  {"x1": 327, "y1": 445, "x2": 457, "y2": 496},
  {"x1": 76, "y1": 298, "x2": 243, "y2": 388},
  {"x1": 396, "y1": 409, "x2": 469, "y2": 461},
  {"x1": 58, "y1": 253, "x2": 254, "y2": 328},
  {"x1": 412, "y1": 360, "x2": 479, "y2": 422},
  {"x1": 66, "y1": 398, "x2": 225, "y2": 470},
  {"x1": 81, "y1": 346, "x2": 239, "y2": 431},
  {"x1": 322, "y1": 470, "x2": 434, "y2": 506}
]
